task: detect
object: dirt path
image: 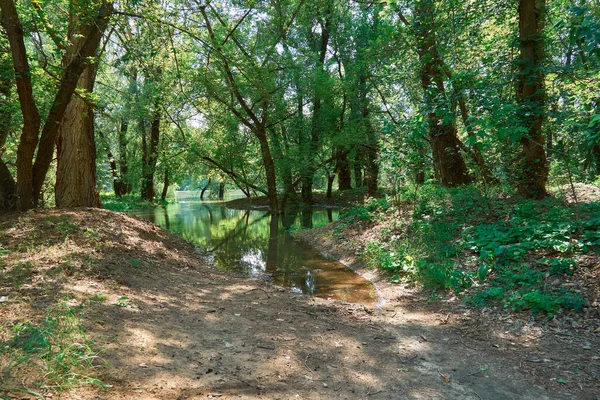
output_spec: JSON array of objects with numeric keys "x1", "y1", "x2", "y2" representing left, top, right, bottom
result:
[{"x1": 1, "y1": 209, "x2": 598, "y2": 399}]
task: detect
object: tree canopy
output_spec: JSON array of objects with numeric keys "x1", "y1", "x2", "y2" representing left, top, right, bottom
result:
[{"x1": 1, "y1": 0, "x2": 599, "y2": 212}]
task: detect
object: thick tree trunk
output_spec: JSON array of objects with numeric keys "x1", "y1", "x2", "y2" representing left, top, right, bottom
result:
[
  {"x1": 414, "y1": 0, "x2": 470, "y2": 187},
  {"x1": 32, "y1": 1, "x2": 113, "y2": 206},
  {"x1": 55, "y1": 65, "x2": 102, "y2": 208},
  {"x1": 141, "y1": 109, "x2": 160, "y2": 201},
  {"x1": 336, "y1": 150, "x2": 352, "y2": 191},
  {"x1": 1, "y1": 0, "x2": 41, "y2": 210},
  {"x1": 517, "y1": 0, "x2": 548, "y2": 198},
  {"x1": 161, "y1": 169, "x2": 169, "y2": 201},
  {"x1": 255, "y1": 125, "x2": 279, "y2": 214},
  {"x1": 218, "y1": 182, "x2": 225, "y2": 200},
  {"x1": 358, "y1": 75, "x2": 379, "y2": 197},
  {"x1": 1, "y1": 0, "x2": 112, "y2": 210}
]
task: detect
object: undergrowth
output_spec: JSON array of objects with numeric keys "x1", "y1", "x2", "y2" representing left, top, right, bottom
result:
[
  {"x1": 339, "y1": 184, "x2": 599, "y2": 315},
  {"x1": 101, "y1": 193, "x2": 171, "y2": 212},
  {"x1": 0, "y1": 304, "x2": 107, "y2": 397}
]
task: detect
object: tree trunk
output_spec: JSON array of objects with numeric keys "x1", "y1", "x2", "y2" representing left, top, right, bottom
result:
[
  {"x1": 358, "y1": 75, "x2": 379, "y2": 197},
  {"x1": 218, "y1": 182, "x2": 225, "y2": 200},
  {"x1": 266, "y1": 215, "x2": 279, "y2": 272},
  {"x1": 517, "y1": 0, "x2": 548, "y2": 198},
  {"x1": 301, "y1": 8, "x2": 332, "y2": 205},
  {"x1": 1, "y1": 0, "x2": 112, "y2": 210},
  {"x1": 0, "y1": 160, "x2": 16, "y2": 211},
  {"x1": 55, "y1": 65, "x2": 102, "y2": 208},
  {"x1": 118, "y1": 118, "x2": 131, "y2": 195},
  {"x1": 256, "y1": 125, "x2": 279, "y2": 214},
  {"x1": 336, "y1": 150, "x2": 352, "y2": 190},
  {"x1": 32, "y1": 0, "x2": 113, "y2": 206},
  {"x1": 161, "y1": 169, "x2": 169, "y2": 201},
  {"x1": 353, "y1": 157, "x2": 363, "y2": 188},
  {"x1": 0, "y1": 62, "x2": 16, "y2": 210},
  {"x1": 1, "y1": 0, "x2": 41, "y2": 210},
  {"x1": 200, "y1": 178, "x2": 211, "y2": 200},
  {"x1": 141, "y1": 108, "x2": 160, "y2": 201},
  {"x1": 326, "y1": 174, "x2": 335, "y2": 198},
  {"x1": 414, "y1": 0, "x2": 471, "y2": 186}
]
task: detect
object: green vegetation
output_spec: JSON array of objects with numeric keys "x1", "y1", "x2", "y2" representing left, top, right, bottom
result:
[
  {"x1": 349, "y1": 185, "x2": 597, "y2": 315},
  {"x1": 0, "y1": 304, "x2": 106, "y2": 394},
  {"x1": 100, "y1": 193, "x2": 171, "y2": 213}
]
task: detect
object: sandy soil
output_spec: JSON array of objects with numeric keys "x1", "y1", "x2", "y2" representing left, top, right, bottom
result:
[{"x1": 1, "y1": 209, "x2": 598, "y2": 399}]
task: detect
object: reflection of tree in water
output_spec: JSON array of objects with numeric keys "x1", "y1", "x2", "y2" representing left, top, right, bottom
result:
[
  {"x1": 301, "y1": 210, "x2": 313, "y2": 229},
  {"x1": 132, "y1": 203, "x2": 375, "y2": 302}
]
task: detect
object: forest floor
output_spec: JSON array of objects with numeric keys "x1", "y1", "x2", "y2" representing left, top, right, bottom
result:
[{"x1": 0, "y1": 208, "x2": 599, "y2": 399}]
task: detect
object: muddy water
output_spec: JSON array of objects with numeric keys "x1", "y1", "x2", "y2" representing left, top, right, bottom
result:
[{"x1": 132, "y1": 202, "x2": 377, "y2": 305}]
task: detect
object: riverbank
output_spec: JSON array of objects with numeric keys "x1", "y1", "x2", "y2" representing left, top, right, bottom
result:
[
  {"x1": 1, "y1": 208, "x2": 598, "y2": 399},
  {"x1": 224, "y1": 190, "x2": 369, "y2": 210}
]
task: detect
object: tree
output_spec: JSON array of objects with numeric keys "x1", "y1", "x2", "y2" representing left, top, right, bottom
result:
[{"x1": 0, "y1": 0, "x2": 113, "y2": 210}]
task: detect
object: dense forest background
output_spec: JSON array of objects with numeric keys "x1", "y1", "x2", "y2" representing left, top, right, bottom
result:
[{"x1": 1, "y1": 0, "x2": 599, "y2": 213}]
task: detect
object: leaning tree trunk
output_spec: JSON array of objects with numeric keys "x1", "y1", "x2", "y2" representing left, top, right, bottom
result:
[
  {"x1": 161, "y1": 169, "x2": 169, "y2": 201},
  {"x1": 517, "y1": 0, "x2": 548, "y2": 198},
  {"x1": 55, "y1": 65, "x2": 102, "y2": 208},
  {"x1": 414, "y1": 0, "x2": 470, "y2": 187}
]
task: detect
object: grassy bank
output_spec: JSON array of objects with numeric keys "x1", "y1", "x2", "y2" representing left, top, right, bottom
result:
[
  {"x1": 100, "y1": 193, "x2": 172, "y2": 212},
  {"x1": 326, "y1": 184, "x2": 600, "y2": 316}
]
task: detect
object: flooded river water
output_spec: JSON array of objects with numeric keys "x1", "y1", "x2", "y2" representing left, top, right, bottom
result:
[{"x1": 132, "y1": 201, "x2": 377, "y2": 305}]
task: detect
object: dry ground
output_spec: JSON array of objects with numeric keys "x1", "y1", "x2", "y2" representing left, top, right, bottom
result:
[{"x1": 0, "y1": 208, "x2": 598, "y2": 399}]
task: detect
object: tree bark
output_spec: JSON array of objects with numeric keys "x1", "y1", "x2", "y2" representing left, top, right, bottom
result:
[
  {"x1": 256, "y1": 125, "x2": 279, "y2": 214},
  {"x1": 118, "y1": 118, "x2": 131, "y2": 195},
  {"x1": 0, "y1": 0, "x2": 41, "y2": 210},
  {"x1": 336, "y1": 150, "x2": 352, "y2": 191},
  {"x1": 0, "y1": 60, "x2": 15, "y2": 210},
  {"x1": 141, "y1": 108, "x2": 160, "y2": 201},
  {"x1": 516, "y1": 0, "x2": 549, "y2": 198},
  {"x1": 161, "y1": 169, "x2": 169, "y2": 201},
  {"x1": 32, "y1": 0, "x2": 113, "y2": 205},
  {"x1": 55, "y1": 65, "x2": 102, "y2": 208},
  {"x1": 414, "y1": 0, "x2": 470, "y2": 187},
  {"x1": 0, "y1": 0, "x2": 113, "y2": 209}
]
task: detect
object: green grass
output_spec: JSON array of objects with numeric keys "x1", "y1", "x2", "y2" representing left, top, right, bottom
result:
[
  {"x1": 341, "y1": 184, "x2": 598, "y2": 315},
  {"x1": 0, "y1": 304, "x2": 107, "y2": 395},
  {"x1": 100, "y1": 193, "x2": 172, "y2": 212}
]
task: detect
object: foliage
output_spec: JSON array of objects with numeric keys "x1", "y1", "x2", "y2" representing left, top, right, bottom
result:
[
  {"x1": 347, "y1": 184, "x2": 596, "y2": 315},
  {"x1": 100, "y1": 193, "x2": 170, "y2": 212}
]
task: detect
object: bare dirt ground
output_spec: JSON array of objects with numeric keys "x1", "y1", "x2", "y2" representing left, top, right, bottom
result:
[{"x1": 1, "y1": 209, "x2": 599, "y2": 399}]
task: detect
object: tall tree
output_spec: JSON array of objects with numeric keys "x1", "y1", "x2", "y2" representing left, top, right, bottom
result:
[
  {"x1": 516, "y1": 0, "x2": 549, "y2": 198},
  {"x1": 0, "y1": 0, "x2": 113, "y2": 210}
]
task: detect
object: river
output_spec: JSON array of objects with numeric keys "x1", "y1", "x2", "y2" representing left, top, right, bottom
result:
[{"x1": 132, "y1": 201, "x2": 376, "y2": 305}]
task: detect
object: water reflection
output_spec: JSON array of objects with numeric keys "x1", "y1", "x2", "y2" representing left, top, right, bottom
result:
[{"x1": 132, "y1": 202, "x2": 376, "y2": 305}]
